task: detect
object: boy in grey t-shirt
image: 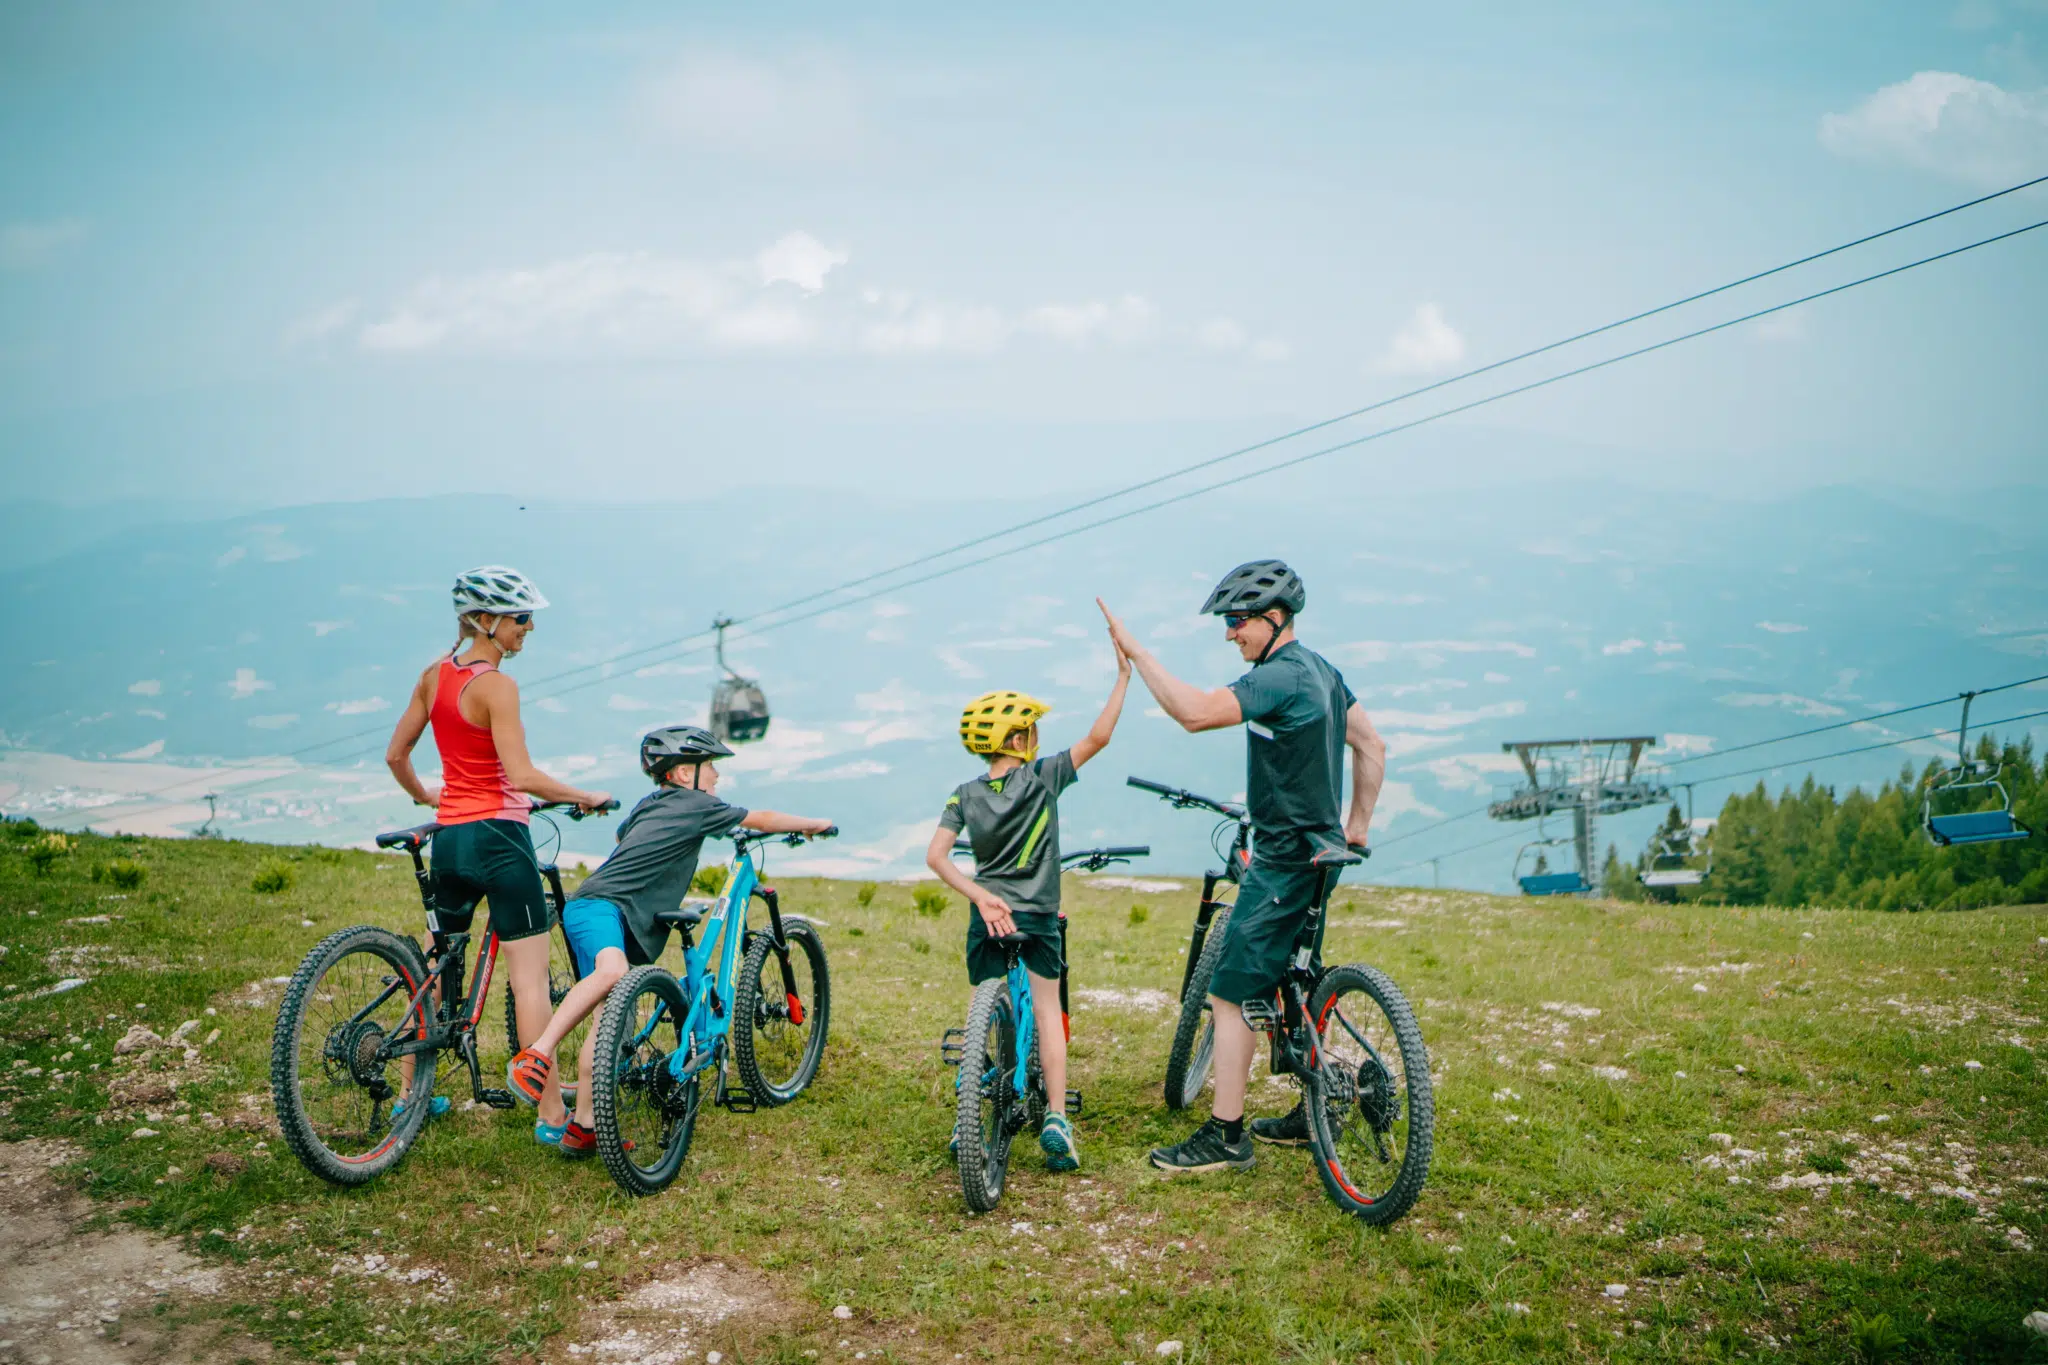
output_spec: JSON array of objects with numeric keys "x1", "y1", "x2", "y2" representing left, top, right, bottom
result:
[{"x1": 923, "y1": 636, "x2": 1132, "y2": 1173}]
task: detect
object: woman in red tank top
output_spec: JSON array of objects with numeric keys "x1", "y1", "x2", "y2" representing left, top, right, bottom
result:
[{"x1": 386, "y1": 566, "x2": 610, "y2": 1141}]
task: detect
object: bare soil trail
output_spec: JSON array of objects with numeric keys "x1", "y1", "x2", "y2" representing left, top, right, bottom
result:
[{"x1": 0, "y1": 1140, "x2": 271, "y2": 1365}]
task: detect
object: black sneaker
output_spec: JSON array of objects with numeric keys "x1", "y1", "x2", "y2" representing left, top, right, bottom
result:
[
  {"x1": 1250, "y1": 1102, "x2": 1311, "y2": 1147},
  {"x1": 1148, "y1": 1118, "x2": 1255, "y2": 1174}
]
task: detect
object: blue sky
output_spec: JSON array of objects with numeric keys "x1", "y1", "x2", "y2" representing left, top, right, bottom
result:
[{"x1": 3, "y1": 1, "x2": 2046, "y2": 509}]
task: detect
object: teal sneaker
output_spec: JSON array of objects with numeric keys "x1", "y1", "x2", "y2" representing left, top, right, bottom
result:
[
  {"x1": 1039, "y1": 1112, "x2": 1080, "y2": 1173},
  {"x1": 534, "y1": 1118, "x2": 568, "y2": 1146},
  {"x1": 393, "y1": 1095, "x2": 450, "y2": 1121}
]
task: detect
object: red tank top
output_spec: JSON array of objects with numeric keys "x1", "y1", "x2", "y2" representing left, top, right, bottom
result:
[{"x1": 430, "y1": 655, "x2": 528, "y2": 826}]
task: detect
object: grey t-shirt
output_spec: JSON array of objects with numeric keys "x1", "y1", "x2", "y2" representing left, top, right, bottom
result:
[
  {"x1": 937, "y1": 749, "x2": 1079, "y2": 917},
  {"x1": 577, "y1": 786, "x2": 748, "y2": 964},
  {"x1": 1228, "y1": 641, "x2": 1356, "y2": 865}
]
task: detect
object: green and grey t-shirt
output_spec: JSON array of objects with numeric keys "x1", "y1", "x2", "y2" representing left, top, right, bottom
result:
[
  {"x1": 578, "y1": 786, "x2": 749, "y2": 964},
  {"x1": 936, "y1": 749, "x2": 1079, "y2": 917},
  {"x1": 1228, "y1": 641, "x2": 1356, "y2": 865}
]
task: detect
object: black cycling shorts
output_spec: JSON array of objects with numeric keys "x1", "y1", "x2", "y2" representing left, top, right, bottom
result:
[
  {"x1": 428, "y1": 819, "x2": 550, "y2": 944},
  {"x1": 966, "y1": 909, "x2": 1065, "y2": 986}
]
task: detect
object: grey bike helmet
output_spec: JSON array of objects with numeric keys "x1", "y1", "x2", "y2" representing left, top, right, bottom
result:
[
  {"x1": 452, "y1": 565, "x2": 549, "y2": 617},
  {"x1": 640, "y1": 724, "x2": 734, "y2": 782},
  {"x1": 1201, "y1": 559, "x2": 1306, "y2": 618}
]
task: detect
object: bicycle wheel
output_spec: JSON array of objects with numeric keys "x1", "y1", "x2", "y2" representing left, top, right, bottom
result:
[
  {"x1": 1162, "y1": 903, "x2": 1233, "y2": 1110},
  {"x1": 270, "y1": 925, "x2": 436, "y2": 1187},
  {"x1": 733, "y1": 918, "x2": 831, "y2": 1106},
  {"x1": 954, "y1": 978, "x2": 1022, "y2": 1214},
  {"x1": 503, "y1": 914, "x2": 580, "y2": 1098},
  {"x1": 589, "y1": 965, "x2": 699, "y2": 1198},
  {"x1": 1303, "y1": 964, "x2": 1434, "y2": 1225}
]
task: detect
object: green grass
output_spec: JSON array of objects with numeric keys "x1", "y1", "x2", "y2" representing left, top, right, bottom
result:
[{"x1": 1, "y1": 828, "x2": 2045, "y2": 1362}]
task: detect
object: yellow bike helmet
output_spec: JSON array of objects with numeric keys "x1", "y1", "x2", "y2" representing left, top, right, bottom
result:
[{"x1": 960, "y1": 690, "x2": 1050, "y2": 760}]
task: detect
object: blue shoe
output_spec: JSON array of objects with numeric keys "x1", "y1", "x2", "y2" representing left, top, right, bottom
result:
[
  {"x1": 534, "y1": 1119, "x2": 568, "y2": 1146},
  {"x1": 393, "y1": 1095, "x2": 450, "y2": 1121},
  {"x1": 1040, "y1": 1112, "x2": 1080, "y2": 1173}
]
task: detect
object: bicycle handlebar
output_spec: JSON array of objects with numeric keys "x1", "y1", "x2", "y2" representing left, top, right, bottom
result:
[
  {"x1": 1126, "y1": 775, "x2": 1246, "y2": 820},
  {"x1": 529, "y1": 798, "x2": 621, "y2": 820},
  {"x1": 731, "y1": 824, "x2": 838, "y2": 851},
  {"x1": 1061, "y1": 845, "x2": 1150, "y2": 872}
]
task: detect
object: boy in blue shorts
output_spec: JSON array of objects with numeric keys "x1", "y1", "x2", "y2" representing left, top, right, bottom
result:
[
  {"x1": 508, "y1": 724, "x2": 835, "y2": 1156},
  {"x1": 922, "y1": 639, "x2": 1131, "y2": 1172}
]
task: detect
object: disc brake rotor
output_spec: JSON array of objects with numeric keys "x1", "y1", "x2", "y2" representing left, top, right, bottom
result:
[{"x1": 324, "y1": 1018, "x2": 392, "y2": 1097}]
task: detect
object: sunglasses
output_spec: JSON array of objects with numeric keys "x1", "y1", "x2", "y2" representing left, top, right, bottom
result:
[
  {"x1": 504, "y1": 612, "x2": 532, "y2": 626},
  {"x1": 1224, "y1": 612, "x2": 1265, "y2": 629}
]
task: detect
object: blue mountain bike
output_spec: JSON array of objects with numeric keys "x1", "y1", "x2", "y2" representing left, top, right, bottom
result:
[
  {"x1": 587, "y1": 825, "x2": 836, "y2": 1196},
  {"x1": 941, "y1": 844, "x2": 1148, "y2": 1213}
]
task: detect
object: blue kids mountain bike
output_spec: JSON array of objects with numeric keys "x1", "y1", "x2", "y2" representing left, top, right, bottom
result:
[
  {"x1": 940, "y1": 844, "x2": 1148, "y2": 1213},
  {"x1": 587, "y1": 825, "x2": 836, "y2": 1196}
]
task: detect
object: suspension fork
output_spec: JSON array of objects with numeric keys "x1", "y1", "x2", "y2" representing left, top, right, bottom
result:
[
  {"x1": 1179, "y1": 869, "x2": 1230, "y2": 1000},
  {"x1": 754, "y1": 884, "x2": 806, "y2": 1026}
]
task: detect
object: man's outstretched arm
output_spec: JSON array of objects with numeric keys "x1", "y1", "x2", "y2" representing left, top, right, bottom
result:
[
  {"x1": 1343, "y1": 701, "x2": 1388, "y2": 847},
  {"x1": 1097, "y1": 599, "x2": 1241, "y2": 733}
]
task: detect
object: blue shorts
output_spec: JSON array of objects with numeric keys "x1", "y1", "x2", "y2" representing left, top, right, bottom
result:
[{"x1": 560, "y1": 897, "x2": 628, "y2": 979}]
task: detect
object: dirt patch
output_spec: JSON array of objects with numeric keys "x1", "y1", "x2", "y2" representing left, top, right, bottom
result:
[
  {"x1": 567, "y1": 1261, "x2": 776, "y2": 1364},
  {"x1": 0, "y1": 1139, "x2": 271, "y2": 1365},
  {"x1": 1073, "y1": 987, "x2": 1176, "y2": 1014}
]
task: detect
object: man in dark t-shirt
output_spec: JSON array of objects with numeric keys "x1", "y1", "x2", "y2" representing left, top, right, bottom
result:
[{"x1": 1099, "y1": 560, "x2": 1387, "y2": 1174}]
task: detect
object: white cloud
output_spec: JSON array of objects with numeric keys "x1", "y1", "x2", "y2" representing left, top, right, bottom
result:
[
  {"x1": 857, "y1": 292, "x2": 1008, "y2": 355},
  {"x1": 1377, "y1": 302, "x2": 1466, "y2": 375},
  {"x1": 757, "y1": 231, "x2": 849, "y2": 293},
  {"x1": 633, "y1": 661, "x2": 711, "y2": 678},
  {"x1": 1757, "y1": 621, "x2": 1807, "y2": 634},
  {"x1": 642, "y1": 50, "x2": 860, "y2": 159},
  {"x1": 248, "y1": 714, "x2": 299, "y2": 730},
  {"x1": 1718, "y1": 692, "x2": 1847, "y2": 719},
  {"x1": 134, "y1": 708, "x2": 166, "y2": 720},
  {"x1": 128, "y1": 679, "x2": 161, "y2": 697},
  {"x1": 1364, "y1": 781, "x2": 1443, "y2": 825},
  {"x1": 1482, "y1": 671, "x2": 1510, "y2": 684},
  {"x1": 855, "y1": 679, "x2": 924, "y2": 714},
  {"x1": 787, "y1": 759, "x2": 890, "y2": 782},
  {"x1": 1653, "y1": 641, "x2": 1686, "y2": 655},
  {"x1": 935, "y1": 646, "x2": 984, "y2": 680},
  {"x1": 1821, "y1": 71, "x2": 2048, "y2": 184},
  {"x1": 1374, "y1": 700, "x2": 1528, "y2": 731},
  {"x1": 1194, "y1": 316, "x2": 1291, "y2": 362},
  {"x1": 325, "y1": 697, "x2": 389, "y2": 716},
  {"x1": 1751, "y1": 307, "x2": 1809, "y2": 344},
  {"x1": 1413, "y1": 752, "x2": 1526, "y2": 793},
  {"x1": 1334, "y1": 639, "x2": 1538, "y2": 667},
  {"x1": 1602, "y1": 638, "x2": 1647, "y2": 656},
  {"x1": 1024, "y1": 295, "x2": 1156, "y2": 347},
  {"x1": 309, "y1": 620, "x2": 350, "y2": 637},
  {"x1": 0, "y1": 218, "x2": 87, "y2": 271},
  {"x1": 117, "y1": 740, "x2": 165, "y2": 760},
  {"x1": 607, "y1": 693, "x2": 653, "y2": 712},
  {"x1": 535, "y1": 697, "x2": 570, "y2": 714},
  {"x1": 1656, "y1": 733, "x2": 1717, "y2": 757},
  {"x1": 284, "y1": 299, "x2": 360, "y2": 347},
  {"x1": 225, "y1": 668, "x2": 273, "y2": 701}
]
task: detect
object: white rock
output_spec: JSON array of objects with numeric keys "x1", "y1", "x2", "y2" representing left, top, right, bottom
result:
[
  {"x1": 2025, "y1": 1310, "x2": 2048, "y2": 1338},
  {"x1": 1155, "y1": 1342, "x2": 1183, "y2": 1357},
  {"x1": 833, "y1": 1305, "x2": 853, "y2": 1320},
  {"x1": 1872, "y1": 1114, "x2": 1891, "y2": 1124},
  {"x1": 708, "y1": 1354, "x2": 724, "y2": 1364},
  {"x1": 171, "y1": 1020, "x2": 200, "y2": 1042},
  {"x1": 1604, "y1": 1284, "x2": 1628, "y2": 1298},
  {"x1": 1692, "y1": 983, "x2": 1708, "y2": 994},
  {"x1": 1674, "y1": 1070, "x2": 1688, "y2": 1079},
  {"x1": 1708, "y1": 1133, "x2": 1734, "y2": 1148},
  {"x1": 114, "y1": 1025, "x2": 164, "y2": 1055},
  {"x1": 1508, "y1": 1302, "x2": 1531, "y2": 1315},
  {"x1": 1964, "y1": 1060, "x2": 1984, "y2": 1071},
  {"x1": 130, "y1": 1127, "x2": 158, "y2": 1139}
]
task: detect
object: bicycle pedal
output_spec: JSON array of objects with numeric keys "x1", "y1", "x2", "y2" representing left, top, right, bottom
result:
[
  {"x1": 1240, "y1": 1000, "x2": 1280, "y2": 1033},
  {"x1": 478, "y1": 1087, "x2": 518, "y2": 1110},
  {"x1": 1065, "y1": 1090, "x2": 1084, "y2": 1116},
  {"x1": 719, "y1": 1089, "x2": 758, "y2": 1114},
  {"x1": 939, "y1": 1027, "x2": 966, "y2": 1066}
]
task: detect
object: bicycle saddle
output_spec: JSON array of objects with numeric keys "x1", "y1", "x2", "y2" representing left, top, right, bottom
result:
[
  {"x1": 993, "y1": 931, "x2": 1031, "y2": 946},
  {"x1": 1311, "y1": 846, "x2": 1366, "y2": 868},
  {"x1": 374, "y1": 821, "x2": 443, "y2": 851},
  {"x1": 654, "y1": 907, "x2": 705, "y2": 928}
]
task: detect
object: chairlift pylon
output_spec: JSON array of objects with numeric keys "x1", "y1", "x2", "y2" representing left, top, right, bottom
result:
[
  {"x1": 1923, "y1": 691, "x2": 2032, "y2": 847},
  {"x1": 1514, "y1": 822, "x2": 1590, "y2": 897},
  {"x1": 707, "y1": 617, "x2": 772, "y2": 745}
]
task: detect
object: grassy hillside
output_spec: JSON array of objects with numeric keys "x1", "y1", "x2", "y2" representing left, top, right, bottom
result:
[{"x1": 1, "y1": 824, "x2": 2044, "y2": 1363}]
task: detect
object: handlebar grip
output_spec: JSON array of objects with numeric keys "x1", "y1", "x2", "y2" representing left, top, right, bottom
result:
[
  {"x1": 1126, "y1": 776, "x2": 1176, "y2": 796},
  {"x1": 1100, "y1": 845, "x2": 1150, "y2": 858},
  {"x1": 818, "y1": 825, "x2": 839, "y2": 839}
]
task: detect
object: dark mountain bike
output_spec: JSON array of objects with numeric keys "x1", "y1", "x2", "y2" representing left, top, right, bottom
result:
[
  {"x1": 1242, "y1": 848, "x2": 1433, "y2": 1224},
  {"x1": 1127, "y1": 776, "x2": 1252, "y2": 1109},
  {"x1": 940, "y1": 845, "x2": 1146, "y2": 1213},
  {"x1": 270, "y1": 799, "x2": 616, "y2": 1186}
]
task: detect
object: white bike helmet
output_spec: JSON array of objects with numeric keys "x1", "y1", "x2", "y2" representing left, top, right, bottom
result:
[{"x1": 452, "y1": 565, "x2": 549, "y2": 617}]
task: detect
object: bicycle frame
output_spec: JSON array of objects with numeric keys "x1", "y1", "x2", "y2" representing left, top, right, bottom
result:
[{"x1": 1126, "y1": 777, "x2": 1251, "y2": 999}]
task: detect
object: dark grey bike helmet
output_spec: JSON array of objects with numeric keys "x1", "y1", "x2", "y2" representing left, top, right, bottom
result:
[
  {"x1": 1201, "y1": 560, "x2": 1307, "y2": 618},
  {"x1": 640, "y1": 725, "x2": 734, "y2": 782}
]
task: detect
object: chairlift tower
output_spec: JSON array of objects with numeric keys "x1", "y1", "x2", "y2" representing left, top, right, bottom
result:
[{"x1": 1488, "y1": 737, "x2": 1668, "y2": 896}]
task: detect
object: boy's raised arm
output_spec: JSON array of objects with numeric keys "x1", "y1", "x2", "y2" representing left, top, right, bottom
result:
[{"x1": 1069, "y1": 628, "x2": 1134, "y2": 770}]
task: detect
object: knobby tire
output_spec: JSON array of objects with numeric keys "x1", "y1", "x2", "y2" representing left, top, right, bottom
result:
[
  {"x1": 1163, "y1": 903, "x2": 1233, "y2": 1110},
  {"x1": 589, "y1": 964, "x2": 698, "y2": 1198},
  {"x1": 1303, "y1": 964, "x2": 1434, "y2": 1225},
  {"x1": 733, "y1": 917, "x2": 831, "y2": 1106},
  {"x1": 954, "y1": 979, "x2": 1019, "y2": 1214}
]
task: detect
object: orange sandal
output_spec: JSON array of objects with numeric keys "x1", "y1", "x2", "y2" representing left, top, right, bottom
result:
[{"x1": 506, "y1": 1048, "x2": 553, "y2": 1107}]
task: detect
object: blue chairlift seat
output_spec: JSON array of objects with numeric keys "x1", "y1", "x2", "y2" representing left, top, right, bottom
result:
[
  {"x1": 1520, "y1": 871, "x2": 1591, "y2": 896},
  {"x1": 1926, "y1": 809, "x2": 2032, "y2": 847}
]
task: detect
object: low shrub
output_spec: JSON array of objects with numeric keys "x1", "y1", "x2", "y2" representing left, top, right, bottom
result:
[
  {"x1": 3, "y1": 817, "x2": 41, "y2": 839},
  {"x1": 251, "y1": 860, "x2": 296, "y2": 895},
  {"x1": 1128, "y1": 903, "x2": 1150, "y2": 926},
  {"x1": 855, "y1": 882, "x2": 879, "y2": 908},
  {"x1": 92, "y1": 859, "x2": 148, "y2": 890},
  {"x1": 692, "y1": 864, "x2": 730, "y2": 896},
  {"x1": 913, "y1": 886, "x2": 949, "y2": 918},
  {"x1": 27, "y1": 833, "x2": 70, "y2": 876}
]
